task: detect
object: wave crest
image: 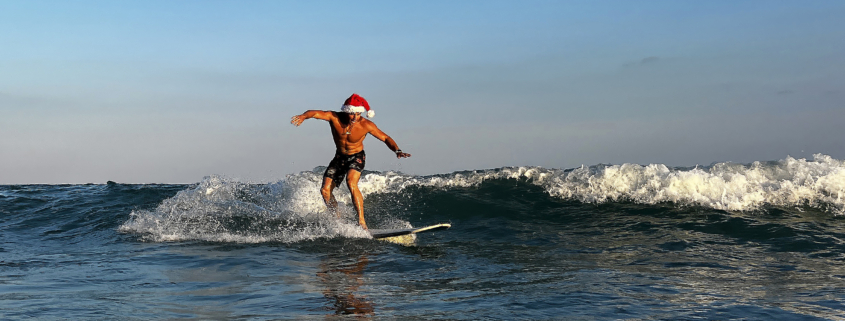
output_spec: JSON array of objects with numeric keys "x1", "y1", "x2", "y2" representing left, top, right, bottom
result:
[{"x1": 542, "y1": 154, "x2": 844, "y2": 213}]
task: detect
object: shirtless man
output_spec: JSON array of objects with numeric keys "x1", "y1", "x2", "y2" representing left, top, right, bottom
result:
[{"x1": 290, "y1": 93, "x2": 411, "y2": 230}]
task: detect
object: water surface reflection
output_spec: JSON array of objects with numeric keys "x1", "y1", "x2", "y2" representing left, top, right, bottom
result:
[{"x1": 318, "y1": 254, "x2": 374, "y2": 317}]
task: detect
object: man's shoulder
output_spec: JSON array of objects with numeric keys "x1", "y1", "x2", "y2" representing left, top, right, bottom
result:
[
  {"x1": 362, "y1": 118, "x2": 378, "y2": 128},
  {"x1": 322, "y1": 110, "x2": 340, "y2": 119}
]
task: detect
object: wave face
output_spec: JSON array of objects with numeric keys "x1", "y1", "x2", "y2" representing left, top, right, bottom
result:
[{"x1": 116, "y1": 154, "x2": 845, "y2": 243}]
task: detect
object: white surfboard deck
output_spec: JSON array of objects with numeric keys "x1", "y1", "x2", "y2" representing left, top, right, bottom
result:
[{"x1": 368, "y1": 223, "x2": 451, "y2": 239}]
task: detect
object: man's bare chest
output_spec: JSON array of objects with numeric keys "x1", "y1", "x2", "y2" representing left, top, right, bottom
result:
[{"x1": 330, "y1": 121, "x2": 367, "y2": 142}]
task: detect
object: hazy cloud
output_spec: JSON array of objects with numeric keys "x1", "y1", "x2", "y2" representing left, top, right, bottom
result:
[{"x1": 640, "y1": 56, "x2": 661, "y2": 65}]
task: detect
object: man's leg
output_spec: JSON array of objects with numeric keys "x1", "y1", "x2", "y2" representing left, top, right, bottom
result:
[
  {"x1": 345, "y1": 169, "x2": 367, "y2": 229},
  {"x1": 320, "y1": 177, "x2": 340, "y2": 218}
]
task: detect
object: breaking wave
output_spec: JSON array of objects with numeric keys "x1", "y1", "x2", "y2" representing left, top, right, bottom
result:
[
  {"x1": 119, "y1": 154, "x2": 845, "y2": 243},
  {"x1": 362, "y1": 153, "x2": 845, "y2": 214}
]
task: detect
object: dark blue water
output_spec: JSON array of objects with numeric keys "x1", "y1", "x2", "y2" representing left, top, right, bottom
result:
[{"x1": 2, "y1": 155, "x2": 845, "y2": 319}]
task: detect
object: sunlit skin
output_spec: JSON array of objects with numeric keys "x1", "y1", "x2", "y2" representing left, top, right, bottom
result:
[{"x1": 291, "y1": 110, "x2": 410, "y2": 229}]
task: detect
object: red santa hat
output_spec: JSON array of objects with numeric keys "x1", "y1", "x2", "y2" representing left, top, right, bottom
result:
[{"x1": 341, "y1": 93, "x2": 375, "y2": 118}]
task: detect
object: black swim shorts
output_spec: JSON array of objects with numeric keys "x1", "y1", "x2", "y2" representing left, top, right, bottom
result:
[{"x1": 323, "y1": 150, "x2": 366, "y2": 183}]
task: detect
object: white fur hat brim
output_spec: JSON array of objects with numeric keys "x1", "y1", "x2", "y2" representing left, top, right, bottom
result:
[{"x1": 342, "y1": 105, "x2": 375, "y2": 118}]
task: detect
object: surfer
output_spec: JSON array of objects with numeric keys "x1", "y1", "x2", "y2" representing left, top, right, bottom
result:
[{"x1": 290, "y1": 93, "x2": 411, "y2": 230}]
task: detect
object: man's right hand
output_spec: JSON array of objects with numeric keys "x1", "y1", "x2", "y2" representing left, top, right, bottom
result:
[{"x1": 291, "y1": 114, "x2": 305, "y2": 126}]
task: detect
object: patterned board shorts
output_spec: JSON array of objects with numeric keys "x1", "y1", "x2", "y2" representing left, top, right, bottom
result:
[{"x1": 323, "y1": 150, "x2": 366, "y2": 183}]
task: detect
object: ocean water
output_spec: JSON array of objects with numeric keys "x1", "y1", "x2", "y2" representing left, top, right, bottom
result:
[{"x1": 2, "y1": 154, "x2": 845, "y2": 320}]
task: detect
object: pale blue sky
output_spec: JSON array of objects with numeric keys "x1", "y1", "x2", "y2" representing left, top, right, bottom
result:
[{"x1": 1, "y1": 0, "x2": 844, "y2": 183}]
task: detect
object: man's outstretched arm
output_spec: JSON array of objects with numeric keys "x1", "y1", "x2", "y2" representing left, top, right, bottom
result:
[
  {"x1": 368, "y1": 124, "x2": 411, "y2": 159},
  {"x1": 291, "y1": 110, "x2": 334, "y2": 126}
]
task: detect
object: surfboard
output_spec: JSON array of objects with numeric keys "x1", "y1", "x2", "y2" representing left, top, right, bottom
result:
[{"x1": 368, "y1": 223, "x2": 451, "y2": 239}]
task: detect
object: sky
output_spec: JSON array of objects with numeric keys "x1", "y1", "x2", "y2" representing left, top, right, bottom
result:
[{"x1": 1, "y1": 0, "x2": 844, "y2": 184}]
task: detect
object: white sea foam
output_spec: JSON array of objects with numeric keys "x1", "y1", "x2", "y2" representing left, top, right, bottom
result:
[
  {"x1": 119, "y1": 174, "x2": 374, "y2": 243},
  {"x1": 537, "y1": 154, "x2": 845, "y2": 214}
]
